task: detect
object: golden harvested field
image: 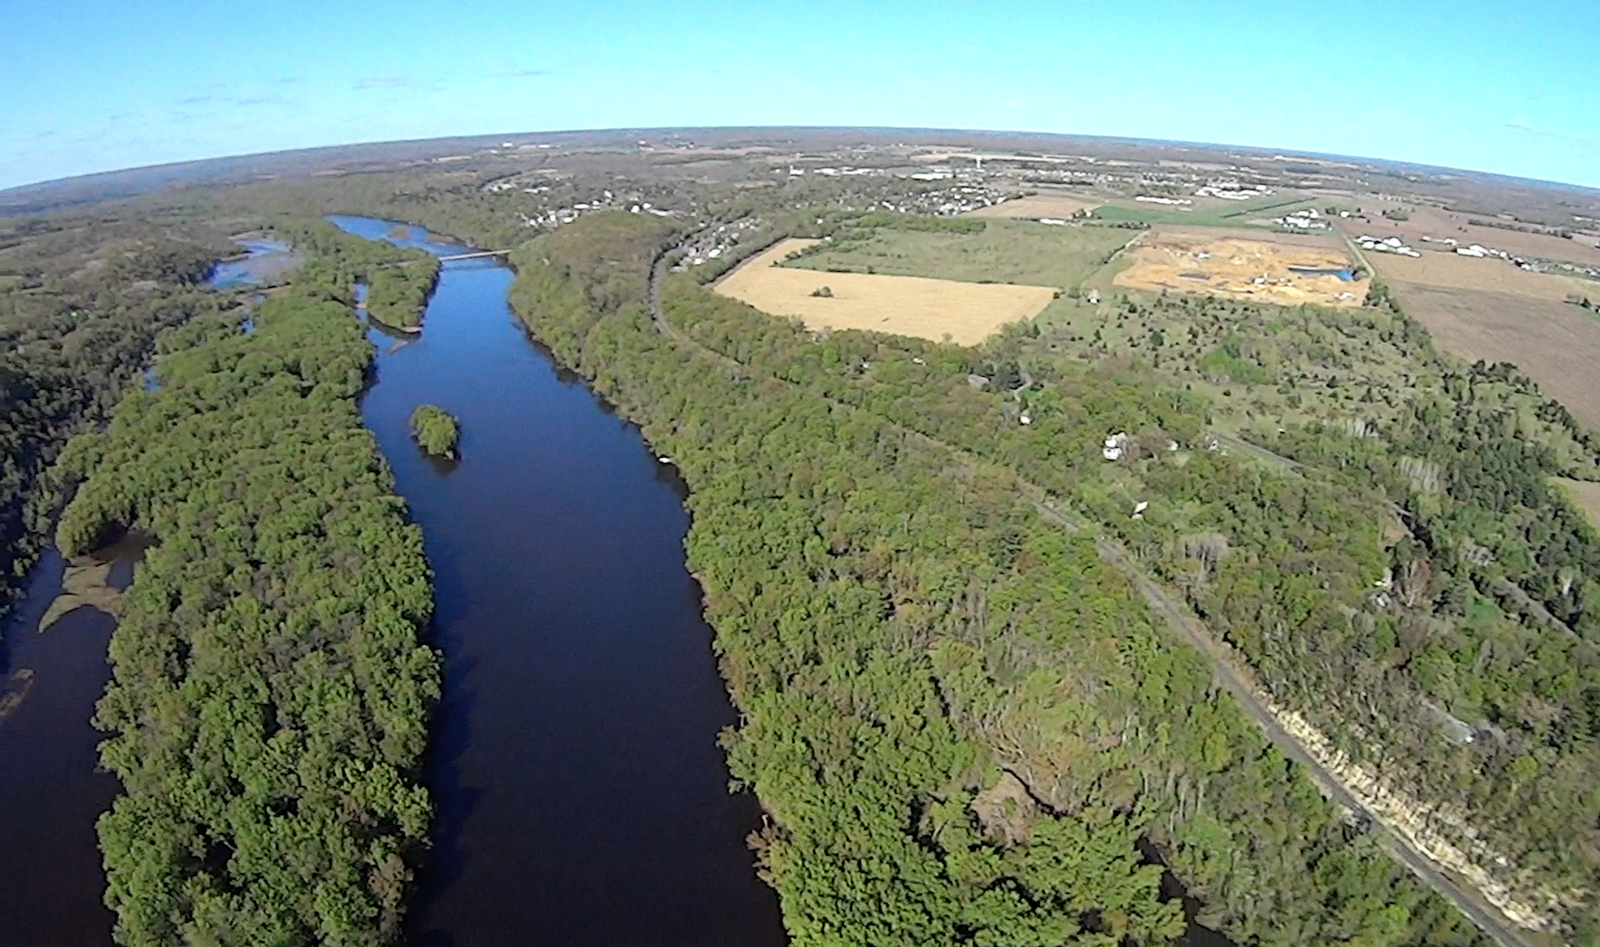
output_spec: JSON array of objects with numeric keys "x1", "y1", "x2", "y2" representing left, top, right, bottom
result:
[
  {"x1": 1392, "y1": 281, "x2": 1600, "y2": 429},
  {"x1": 966, "y1": 192, "x2": 1099, "y2": 219},
  {"x1": 714, "y1": 239, "x2": 1058, "y2": 345},
  {"x1": 1113, "y1": 231, "x2": 1369, "y2": 308},
  {"x1": 1370, "y1": 251, "x2": 1590, "y2": 300}
]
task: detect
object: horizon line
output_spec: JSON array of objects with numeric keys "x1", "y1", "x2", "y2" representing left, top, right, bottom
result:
[{"x1": 4, "y1": 124, "x2": 1598, "y2": 201}]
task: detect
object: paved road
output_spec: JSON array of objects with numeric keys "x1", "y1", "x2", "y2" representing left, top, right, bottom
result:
[{"x1": 647, "y1": 231, "x2": 1545, "y2": 947}]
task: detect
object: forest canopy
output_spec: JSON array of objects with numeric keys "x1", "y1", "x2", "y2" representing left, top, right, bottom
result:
[
  {"x1": 504, "y1": 212, "x2": 1493, "y2": 947},
  {"x1": 54, "y1": 225, "x2": 440, "y2": 945},
  {"x1": 408, "y1": 405, "x2": 459, "y2": 459},
  {"x1": 0, "y1": 216, "x2": 232, "y2": 630}
]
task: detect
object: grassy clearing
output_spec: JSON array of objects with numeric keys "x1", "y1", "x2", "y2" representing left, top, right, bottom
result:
[
  {"x1": 781, "y1": 219, "x2": 1130, "y2": 291},
  {"x1": 1094, "y1": 194, "x2": 1323, "y2": 228},
  {"x1": 1021, "y1": 280, "x2": 1431, "y2": 439},
  {"x1": 1017, "y1": 278, "x2": 1600, "y2": 477}
]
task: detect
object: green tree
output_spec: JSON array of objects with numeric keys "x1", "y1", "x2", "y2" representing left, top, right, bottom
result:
[{"x1": 409, "y1": 404, "x2": 460, "y2": 458}]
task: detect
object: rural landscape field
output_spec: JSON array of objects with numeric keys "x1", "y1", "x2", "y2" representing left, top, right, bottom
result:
[
  {"x1": 713, "y1": 237, "x2": 1059, "y2": 344},
  {"x1": 4, "y1": 71, "x2": 1600, "y2": 947},
  {"x1": 664, "y1": 144, "x2": 1600, "y2": 946}
]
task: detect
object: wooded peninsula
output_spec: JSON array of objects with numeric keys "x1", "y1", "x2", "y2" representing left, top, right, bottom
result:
[{"x1": 53, "y1": 223, "x2": 440, "y2": 943}]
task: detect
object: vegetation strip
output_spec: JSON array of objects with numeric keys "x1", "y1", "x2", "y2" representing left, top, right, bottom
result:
[
  {"x1": 54, "y1": 224, "x2": 440, "y2": 944},
  {"x1": 506, "y1": 212, "x2": 1491, "y2": 946}
]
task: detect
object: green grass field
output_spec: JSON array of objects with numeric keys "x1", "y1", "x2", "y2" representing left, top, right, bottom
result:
[
  {"x1": 1092, "y1": 194, "x2": 1324, "y2": 228},
  {"x1": 781, "y1": 219, "x2": 1132, "y2": 291}
]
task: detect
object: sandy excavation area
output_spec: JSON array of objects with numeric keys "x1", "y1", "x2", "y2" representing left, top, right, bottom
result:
[
  {"x1": 713, "y1": 239, "x2": 1058, "y2": 345},
  {"x1": 1114, "y1": 231, "x2": 1369, "y2": 307}
]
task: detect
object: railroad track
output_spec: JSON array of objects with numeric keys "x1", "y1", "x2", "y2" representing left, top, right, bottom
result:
[{"x1": 645, "y1": 229, "x2": 1545, "y2": 947}]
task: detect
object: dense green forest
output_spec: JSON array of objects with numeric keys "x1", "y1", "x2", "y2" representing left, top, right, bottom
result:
[
  {"x1": 0, "y1": 216, "x2": 233, "y2": 628},
  {"x1": 408, "y1": 405, "x2": 459, "y2": 458},
  {"x1": 662, "y1": 241, "x2": 1600, "y2": 934},
  {"x1": 653, "y1": 216, "x2": 1600, "y2": 938},
  {"x1": 53, "y1": 226, "x2": 439, "y2": 944},
  {"x1": 506, "y1": 212, "x2": 1489, "y2": 946},
  {"x1": 268, "y1": 219, "x2": 439, "y2": 328}
]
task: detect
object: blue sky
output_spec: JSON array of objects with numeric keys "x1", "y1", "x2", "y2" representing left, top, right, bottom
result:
[{"x1": 3, "y1": 0, "x2": 1597, "y2": 191}]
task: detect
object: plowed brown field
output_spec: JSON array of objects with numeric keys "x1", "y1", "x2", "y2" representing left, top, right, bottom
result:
[{"x1": 1391, "y1": 280, "x2": 1600, "y2": 429}]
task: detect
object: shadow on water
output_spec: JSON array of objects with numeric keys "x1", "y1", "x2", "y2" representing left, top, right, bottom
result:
[
  {"x1": 1138, "y1": 837, "x2": 1238, "y2": 947},
  {"x1": 0, "y1": 535, "x2": 150, "y2": 947},
  {"x1": 404, "y1": 536, "x2": 484, "y2": 939},
  {"x1": 333, "y1": 216, "x2": 786, "y2": 946}
]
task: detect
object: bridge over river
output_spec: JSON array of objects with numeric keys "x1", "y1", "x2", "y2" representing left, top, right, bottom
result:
[{"x1": 437, "y1": 249, "x2": 512, "y2": 262}]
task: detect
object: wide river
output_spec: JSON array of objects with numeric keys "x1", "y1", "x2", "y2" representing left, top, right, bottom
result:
[
  {"x1": 0, "y1": 219, "x2": 786, "y2": 946},
  {"x1": 0, "y1": 216, "x2": 1231, "y2": 946},
  {"x1": 329, "y1": 216, "x2": 786, "y2": 945}
]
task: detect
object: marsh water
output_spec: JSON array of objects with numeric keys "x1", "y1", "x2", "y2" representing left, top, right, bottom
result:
[
  {"x1": 1287, "y1": 265, "x2": 1356, "y2": 281},
  {"x1": 207, "y1": 235, "x2": 298, "y2": 289}
]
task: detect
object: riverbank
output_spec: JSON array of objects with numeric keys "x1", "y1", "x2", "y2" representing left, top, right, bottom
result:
[
  {"x1": 501, "y1": 211, "x2": 1495, "y2": 947},
  {"x1": 330, "y1": 215, "x2": 786, "y2": 944}
]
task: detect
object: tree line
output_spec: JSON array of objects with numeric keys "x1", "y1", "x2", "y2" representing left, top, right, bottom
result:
[
  {"x1": 0, "y1": 215, "x2": 234, "y2": 632},
  {"x1": 504, "y1": 211, "x2": 1489, "y2": 946},
  {"x1": 656, "y1": 214, "x2": 1600, "y2": 940}
]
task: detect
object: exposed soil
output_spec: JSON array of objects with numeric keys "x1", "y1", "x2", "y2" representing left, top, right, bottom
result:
[
  {"x1": 1390, "y1": 280, "x2": 1600, "y2": 430},
  {"x1": 1370, "y1": 251, "x2": 1591, "y2": 300},
  {"x1": 966, "y1": 191, "x2": 1099, "y2": 219},
  {"x1": 1114, "y1": 231, "x2": 1368, "y2": 308}
]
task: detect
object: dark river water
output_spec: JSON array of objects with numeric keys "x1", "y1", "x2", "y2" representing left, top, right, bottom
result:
[
  {"x1": 0, "y1": 216, "x2": 1235, "y2": 947},
  {"x1": 0, "y1": 543, "x2": 140, "y2": 946},
  {"x1": 327, "y1": 216, "x2": 786, "y2": 945}
]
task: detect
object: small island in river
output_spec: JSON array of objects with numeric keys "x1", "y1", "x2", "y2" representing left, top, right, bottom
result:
[{"x1": 409, "y1": 404, "x2": 460, "y2": 459}]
